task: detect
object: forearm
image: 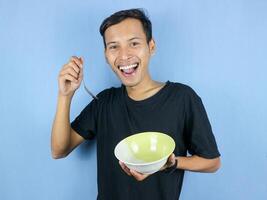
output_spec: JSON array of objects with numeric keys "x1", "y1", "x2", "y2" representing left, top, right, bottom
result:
[
  {"x1": 51, "y1": 93, "x2": 73, "y2": 158},
  {"x1": 176, "y1": 155, "x2": 221, "y2": 173}
]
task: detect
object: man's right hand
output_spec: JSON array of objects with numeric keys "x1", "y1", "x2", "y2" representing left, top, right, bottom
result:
[{"x1": 58, "y1": 56, "x2": 84, "y2": 97}]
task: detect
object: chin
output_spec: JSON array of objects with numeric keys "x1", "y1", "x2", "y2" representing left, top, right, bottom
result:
[{"x1": 120, "y1": 77, "x2": 141, "y2": 87}]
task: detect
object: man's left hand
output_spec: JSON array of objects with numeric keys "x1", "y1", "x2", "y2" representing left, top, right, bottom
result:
[{"x1": 119, "y1": 153, "x2": 177, "y2": 181}]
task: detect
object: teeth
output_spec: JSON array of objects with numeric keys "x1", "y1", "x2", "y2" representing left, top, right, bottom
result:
[{"x1": 119, "y1": 64, "x2": 138, "y2": 70}]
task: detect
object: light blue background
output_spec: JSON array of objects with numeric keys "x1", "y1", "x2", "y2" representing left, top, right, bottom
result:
[{"x1": 1, "y1": 0, "x2": 266, "y2": 199}]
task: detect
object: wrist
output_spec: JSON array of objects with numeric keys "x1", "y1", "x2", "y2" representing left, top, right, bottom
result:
[
  {"x1": 58, "y1": 92, "x2": 74, "y2": 100},
  {"x1": 57, "y1": 93, "x2": 74, "y2": 108}
]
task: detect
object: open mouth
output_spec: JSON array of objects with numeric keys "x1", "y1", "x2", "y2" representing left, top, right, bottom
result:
[{"x1": 118, "y1": 63, "x2": 139, "y2": 76}]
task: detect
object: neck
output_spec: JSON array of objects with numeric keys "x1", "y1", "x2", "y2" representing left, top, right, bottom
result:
[{"x1": 125, "y1": 75, "x2": 165, "y2": 101}]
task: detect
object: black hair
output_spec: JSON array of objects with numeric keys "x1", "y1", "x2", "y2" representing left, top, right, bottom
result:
[{"x1": 99, "y1": 8, "x2": 152, "y2": 48}]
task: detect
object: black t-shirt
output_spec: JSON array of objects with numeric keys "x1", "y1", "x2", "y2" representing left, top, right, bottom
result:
[{"x1": 71, "y1": 81, "x2": 220, "y2": 200}]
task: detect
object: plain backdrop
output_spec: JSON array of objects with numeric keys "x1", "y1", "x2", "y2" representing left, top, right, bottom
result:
[{"x1": 1, "y1": 0, "x2": 267, "y2": 199}]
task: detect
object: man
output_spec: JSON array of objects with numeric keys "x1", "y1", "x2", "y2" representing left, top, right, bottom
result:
[{"x1": 51, "y1": 8, "x2": 221, "y2": 200}]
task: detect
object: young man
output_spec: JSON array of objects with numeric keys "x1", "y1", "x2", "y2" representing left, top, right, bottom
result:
[{"x1": 51, "y1": 9, "x2": 221, "y2": 200}]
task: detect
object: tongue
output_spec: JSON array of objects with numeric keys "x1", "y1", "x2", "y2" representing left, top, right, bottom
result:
[{"x1": 122, "y1": 68, "x2": 135, "y2": 74}]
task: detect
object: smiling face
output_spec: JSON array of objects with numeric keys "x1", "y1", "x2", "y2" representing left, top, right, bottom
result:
[{"x1": 104, "y1": 18, "x2": 155, "y2": 87}]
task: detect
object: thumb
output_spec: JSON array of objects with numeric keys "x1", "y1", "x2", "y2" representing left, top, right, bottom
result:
[
  {"x1": 168, "y1": 153, "x2": 176, "y2": 166},
  {"x1": 79, "y1": 57, "x2": 84, "y2": 65}
]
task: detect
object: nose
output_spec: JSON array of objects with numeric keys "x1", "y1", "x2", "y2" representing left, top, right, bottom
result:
[{"x1": 118, "y1": 46, "x2": 130, "y2": 60}]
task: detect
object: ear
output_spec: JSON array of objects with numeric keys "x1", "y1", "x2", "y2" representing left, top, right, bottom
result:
[{"x1": 149, "y1": 38, "x2": 156, "y2": 55}]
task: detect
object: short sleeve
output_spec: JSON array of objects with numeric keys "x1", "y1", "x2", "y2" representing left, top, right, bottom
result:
[
  {"x1": 184, "y1": 88, "x2": 220, "y2": 159},
  {"x1": 71, "y1": 99, "x2": 98, "y2": 140}
]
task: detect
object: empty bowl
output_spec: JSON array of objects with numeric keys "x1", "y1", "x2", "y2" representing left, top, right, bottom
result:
[{"x1": 114, "y1": 132, "x2": 175, "y2": 174}]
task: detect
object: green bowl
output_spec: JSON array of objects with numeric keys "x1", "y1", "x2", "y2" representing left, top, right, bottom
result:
[{"x1": 114, "y1": 132, "x2": 175, "y2": 174}]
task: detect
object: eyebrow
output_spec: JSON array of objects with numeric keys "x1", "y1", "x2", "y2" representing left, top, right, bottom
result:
[
  {"x1": 106, "y1": 41, "x2": 117, "y2": 46},
  {"x1": 106, "y1": 37, "x2": 143, "y2": 46},
  {"x1": 128, "y1": 37, "x2": 142, "y2": 41}
]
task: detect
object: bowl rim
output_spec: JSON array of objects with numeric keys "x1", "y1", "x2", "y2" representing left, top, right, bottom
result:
[{"x1": 114, "y1": 132, "x2": 176, "y2": 166}]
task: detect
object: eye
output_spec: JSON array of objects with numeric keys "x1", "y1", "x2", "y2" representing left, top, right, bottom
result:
[
  {"x1": 108, "y1": 45, "x2": 118, "y2": 50},
  {"x1": 131, "y1": 42, "x2": 139, "y2": 47}
]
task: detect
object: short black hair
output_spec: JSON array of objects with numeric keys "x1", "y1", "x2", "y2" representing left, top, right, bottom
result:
[{"x1": 99, "y1": 8, "x2": 152, "y2": 48}]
